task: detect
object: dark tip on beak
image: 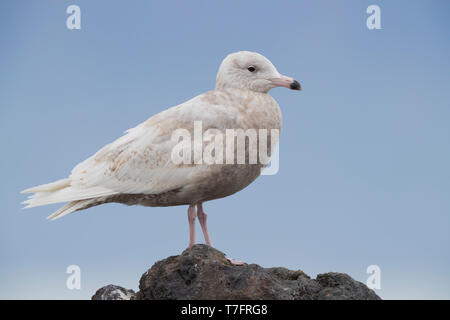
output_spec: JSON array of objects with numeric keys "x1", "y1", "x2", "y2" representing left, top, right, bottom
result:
[{"x1": 290, "y1": 80, "x2": 301, "y2": 91}]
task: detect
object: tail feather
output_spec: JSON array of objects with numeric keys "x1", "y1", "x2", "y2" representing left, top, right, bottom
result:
[
  {"x1": 21, "y1": 186, "x2": 113, "y2": 208},
  {"x1": 21, "y1": 178, "x2": 115, "y2": 210},
  {"x1": 46, "y1": 199, "x2": 98, "y2": 221},
  {"x1": 21, "y1": 178, "x2": 111, "y2": 220},
  {"x1": 21, "y1": 178, "x2": 71, "y2": 194}
]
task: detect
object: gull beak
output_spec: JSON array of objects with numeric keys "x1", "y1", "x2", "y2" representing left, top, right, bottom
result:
[{"x1": 269, "y1": 75, "x2": 302, "y2": 91}]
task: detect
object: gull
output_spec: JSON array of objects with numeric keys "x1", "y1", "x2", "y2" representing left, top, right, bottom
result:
[{"x1": 21, "y1": 51, "x2": 301, "y2": 264}]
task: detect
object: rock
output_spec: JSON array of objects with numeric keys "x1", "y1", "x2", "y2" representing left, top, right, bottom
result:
[
  {"x1": 92, "y1": 244, "x2": 381, "y2": 300},
  {"x1": 91, "y1": 285, "x2": 136, "y2": 300}
]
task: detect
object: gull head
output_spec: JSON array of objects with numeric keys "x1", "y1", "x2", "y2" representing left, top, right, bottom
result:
[{"x1": 216, "y1": 51, "x2": 301, "y2": 93}]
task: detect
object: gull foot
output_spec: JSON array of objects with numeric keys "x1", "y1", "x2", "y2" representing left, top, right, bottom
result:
[{"x1": 226, "y1": 256, "x2": 246, "y2": 266}]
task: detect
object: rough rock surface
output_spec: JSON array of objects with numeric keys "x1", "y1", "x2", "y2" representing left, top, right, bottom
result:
[
  {"x1": 92, "y1": 285, "x2": 136, "y2": 300},
  {"x1": 92, "y1": 244, "x2": 380, "y2": 300}
]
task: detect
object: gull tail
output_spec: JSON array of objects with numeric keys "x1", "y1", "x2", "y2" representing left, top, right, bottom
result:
[
  {"x1": 21, "y1": 178, "x2": 71, "y2": 194},
  {"x1": 21, "y1": 178, "x2": 115, "y2": 209},
  {"x1": 21, "y1": 178, "x2": 115, "y2": 221}
]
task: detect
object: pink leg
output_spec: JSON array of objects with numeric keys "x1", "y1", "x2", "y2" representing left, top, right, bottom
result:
[
  {"x1": 187, "y1": 204, "x2": 196, "y2": 248},
  {"x1": 196, "y1": 202, "x2": 246, "y2": 266},
  {"x1": 196, "y1": 203, "x2": 212, "y2": 247},
  {"x1": 226, "y1": 257, "x2": 246, "y2": 266}
]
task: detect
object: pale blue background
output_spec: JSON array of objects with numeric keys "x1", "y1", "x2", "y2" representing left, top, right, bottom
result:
[{"x1": 1, "y1": 0, "x2": 449, "y2": 299}]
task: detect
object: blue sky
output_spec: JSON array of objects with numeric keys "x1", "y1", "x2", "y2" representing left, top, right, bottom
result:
[{"x1": 1, "y1": 0, "x2": 449, "y2": 299}]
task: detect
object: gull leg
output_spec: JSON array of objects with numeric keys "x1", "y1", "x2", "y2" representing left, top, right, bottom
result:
[
  {"x1": 196, "y1": 202, "x2": 246, "y2": 266},
  {"x1": 196, "y1": 202, "x2": 212, "y2": 247},
  {"x1": 187, "y1": 204, "x2": 197, "y2": 248}
]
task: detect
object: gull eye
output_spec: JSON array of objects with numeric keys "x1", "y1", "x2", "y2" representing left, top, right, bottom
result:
[{"x1": 247, "y1": 66, "x2": 256, "y2": 72}]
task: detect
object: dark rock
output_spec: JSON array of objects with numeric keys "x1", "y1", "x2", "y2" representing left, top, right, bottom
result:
[
  {"x1": 91, "y1": 285, "x2": 136, "y2": 300},
  {"x1": 93, "y1": 244, "x2": 381, "y2": 300}
]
